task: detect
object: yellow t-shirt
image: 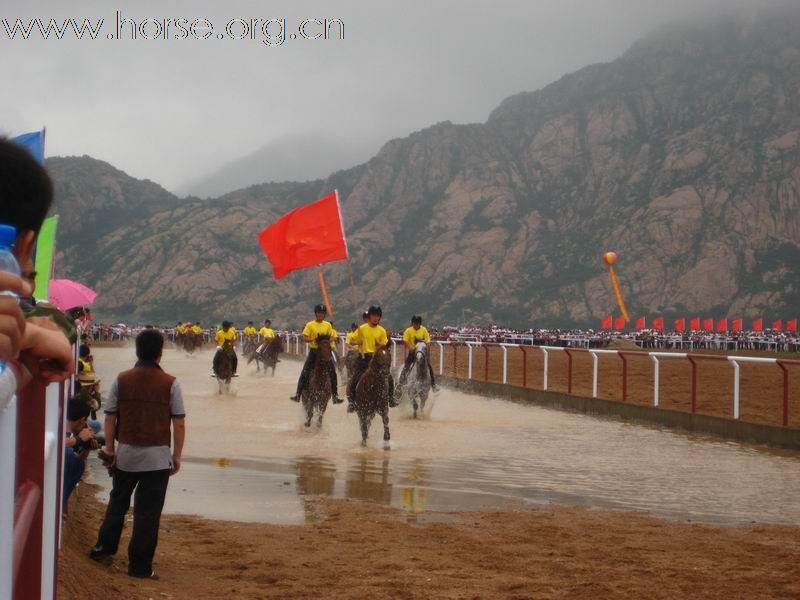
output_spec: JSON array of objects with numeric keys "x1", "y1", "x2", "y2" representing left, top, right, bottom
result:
[
  {"x1": 190, "y1": 325, "x2": 203, "y2": 335},
  {"x1": 176, "y1": 324, "x2": 186, "y2": 334},
  {"x1": 346, "y1": 331, "x2": 359, "y2": 350},
  {"x1": 302, "y1": 320, "x2": 334, "y2": 349},
  {"x1": 79, "y1": 358, "x2": 93, "y2": 374},
  {"x1": 403, "y1": 325, "x2": 431, "y2": 349},
  {"x1": 259, "y1": 327, "x2": 275, "y2": 339},
  {"x1": 358, "y1": 323, "x2": 389, "y2": 355},
  {"x1": 243, "y1": 326, "x2": 257, "y2": 337},
  {"x1": 215, "y1": 328, "x2": 237, "y2": 346}
]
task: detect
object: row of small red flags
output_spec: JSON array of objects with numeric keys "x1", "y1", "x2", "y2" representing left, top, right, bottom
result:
[{"x1": 600, "y1": 316, "x2": 798, "y2": 332}]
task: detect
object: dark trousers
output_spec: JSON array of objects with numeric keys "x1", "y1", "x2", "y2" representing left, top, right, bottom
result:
[
  {"x1": 296, "y1": 348, "x2": 338, "y2": 395},
  {"x1": 62, "y1": 449, "x2": 86, "y2": 510},
  {"x1": 398, "y1": 351, "x2": 436, "y2": 387},
  {"x1": 213, "y1": 348, "x2": 238, "y2": 374},
  {"x1": 95, "y1": 468, "x2": 170, "y2": 576},
  {"x1": 347, "y1": 354, "x2": 394, "y2": 402}
]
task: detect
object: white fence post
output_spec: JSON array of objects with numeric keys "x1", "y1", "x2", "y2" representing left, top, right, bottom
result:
[
  {"x1": 391, "y1": 339, "x2": 398, "y2": 369},
  {"x1": 501, "y1": 346, "x2": 508, "y2": 384},
  {"x1": 730, "y1": 359, "x2": 740, "y2": 419},
  {"x1": 590, "y1": 351, "x2": 599, "y2": 398},
  {"x1": 41, "y1": 383, "x2": 62, "y2": 595},
  {"x1": 542, "y1": 348, "x2": 549, "y2": 391},
  {"x1": 437, "y1": 342, "x2": 445, "y2": 375},
  {"x1": 467, "y1": 343, "x2": 474, "y2": 380},
  {"x1": 651, "y1": 355, "x2": 660, "y2": 407}
]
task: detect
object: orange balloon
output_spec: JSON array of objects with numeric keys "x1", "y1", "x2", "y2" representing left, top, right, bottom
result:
[{"x1": 603, "y1": 251, "x2": 618, "y2": 266}]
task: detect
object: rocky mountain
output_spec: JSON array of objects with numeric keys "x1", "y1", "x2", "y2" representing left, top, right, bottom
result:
[{"x1": 48, "y1": 7, "x2": 800, "y2": 329}]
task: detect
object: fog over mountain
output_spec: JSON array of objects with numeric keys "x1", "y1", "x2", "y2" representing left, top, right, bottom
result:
[{"x1": 46, "y1": 6, "x2": 800, "y2": 329}]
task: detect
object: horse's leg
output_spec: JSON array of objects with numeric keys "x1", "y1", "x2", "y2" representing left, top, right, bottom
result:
[
  {"x1": 317, "y1": 396, "x2": 328, "y2": 428},
  {"x1": 303, "y1": 394, "x2": 313, "y2": 428},
  {"x1": 381, "y1": 403, "x2": 391, "y2": 450},
  {"x1": 359, "y1": 411, "x2": 369, "y2": 447}
]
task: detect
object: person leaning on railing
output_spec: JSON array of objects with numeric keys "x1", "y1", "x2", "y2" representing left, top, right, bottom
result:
[{"x1": 0, "y1": 138, "x2": 75, "y2": 385}]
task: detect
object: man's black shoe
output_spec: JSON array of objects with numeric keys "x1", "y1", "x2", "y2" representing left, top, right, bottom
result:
[
  {"x1": 129, "y1": 570, "x2": 159, "y2": 580},
  {"x1": 290, "y1": 395, "x2": 300, "y2": 402},
  {"x1": 89, "y1": 546, "x2": 114, "y2": 566}
]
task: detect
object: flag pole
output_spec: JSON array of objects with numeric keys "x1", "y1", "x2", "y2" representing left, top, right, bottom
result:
[{"x1": 318, "y1": 266, "x2": 334, "y2": 317}]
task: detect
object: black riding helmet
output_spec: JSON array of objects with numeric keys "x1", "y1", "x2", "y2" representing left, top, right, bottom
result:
[
  {"x1": 411, "y1": 315, "x2": 422, "y2": 325},
  {"x1": 367, "y1": 306, "x2": 382, "y2": 317},
  {"x1": 314, "y1": 304, "x2": 327, "y2": 314}
]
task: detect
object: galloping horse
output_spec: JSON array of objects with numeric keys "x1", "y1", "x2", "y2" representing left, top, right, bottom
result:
[
  {"x1": 405, "y1": 341, "x2": 432, "y2": 419},
  {"x1": 183, "y1": 331, "x2": 199, "y2": 355},
  {"x1": 242, "y1": 335, "x2": 258, "y2": 364},
  {"x1": 301, "y1": 335, "x2": 334, "y2": 428},
  {"x1": 215, "y1": 341, "x2": 235, "y2": 394},
  {"x1": 251, "y1": 336, "x2": 283, "y2": 375},
  {"x1": 354, "y1": 345, "x2": 392, "y2": 449}
]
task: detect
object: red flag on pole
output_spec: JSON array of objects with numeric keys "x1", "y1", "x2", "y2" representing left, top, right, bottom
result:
[
  {"x1": 653, "y1": 317, "x2": 664, "y2": 331},
  {"x1": 690, "y1": 317, "x2": 700, "y2": 331},
  {"x1": 753, "y1": 319, "x2": 763, "y2": 332},
  {"x1": 258, "y1": 191, "x2": 348, "y2": 279},
  {"x1": 601, "y1": 315, "x2": 612, "y2": 330},
  {"x1": 716, "y1": 319, "x2": 728, "y2": 333},
  {"x1": 635, "y1": 316, "x2": 646, "y2": 330},
  {"x1": 675, "y1": 318, "x2": 685, "y2": 332},
  {"x1": 772, "y1": 319, "x2": 783, "y2": 331},
  {"x1": 788, "y1": 319, "x2": 797, "y2": 332},
  {"x1": 732, "y1": 319, "x2": 743, "y2": 332},
  {"x1": 703, "y1": 318, "x2": 714, "y2": 331},
  {"x1": 614, "y1": 316, "x2": 626, "y2": 330}
]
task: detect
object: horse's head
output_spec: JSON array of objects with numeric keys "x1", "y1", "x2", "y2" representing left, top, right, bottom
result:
[
  {"x1": 415, "y1": 341, "x2": 428, "y2": 362},
  {"x1": 316, "y1": 335, "x2": 333, "y2": 360},
  {"x1": 370, "y1": 345, "x2": 391, "y2": 370}
]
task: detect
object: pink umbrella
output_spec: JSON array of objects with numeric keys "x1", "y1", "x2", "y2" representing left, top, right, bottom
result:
[{"x1": 48, "y1": 279, "x2": 98, "y2": 310}]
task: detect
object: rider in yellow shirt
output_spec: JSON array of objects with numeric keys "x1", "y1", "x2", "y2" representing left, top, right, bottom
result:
[
  {"x1": 396, "y1": 315, "x2": 437, "y2": 397},
  {"x1": 190, "y1": 322, "x2": 203, "y2": 336},
  {"x1": 213, "y1": 321, "x2": 238, "y2": 376},
  {"x1": 346, "y1": 306, "x2": 396, "y2": 412},
  {"x1": 176, "y1": 322, "x2": 186, "y2": 335},
  {"x1": 243, "y1": 322, "x2": 258, "y2": 338},
  {"x1": 259, "y1": 319, "x2": 275, "y2": 341},
  {"x1": 290, "y1": 305, "x2": 341, "y2": 404}
]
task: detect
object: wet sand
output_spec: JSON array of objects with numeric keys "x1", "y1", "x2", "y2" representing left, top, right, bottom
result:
[{"x1": 57, "y1": 345, "x2": 800, "y2": 599}]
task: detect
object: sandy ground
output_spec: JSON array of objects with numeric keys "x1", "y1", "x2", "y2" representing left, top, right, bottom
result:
[
  {"x1": 59, "y1": 485, "x2": 800, "y2": 600},
  {"x1": 55, "y1": 344, "x2": 800, "y2": 599}
]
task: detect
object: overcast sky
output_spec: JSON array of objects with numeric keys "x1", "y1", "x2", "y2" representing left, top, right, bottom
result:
[{"x1": 1, "y1": 0, "x2": 746, "y2": 192}]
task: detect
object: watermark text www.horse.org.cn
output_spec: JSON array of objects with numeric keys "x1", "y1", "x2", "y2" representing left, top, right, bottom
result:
[{"x1": 1, "y1": 11, "x2": 345, "y2": 47}]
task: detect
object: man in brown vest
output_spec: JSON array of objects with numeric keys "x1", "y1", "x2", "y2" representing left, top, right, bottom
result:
[{"x1": 89, "y1": 329, "x2": 186, "y2": 579}]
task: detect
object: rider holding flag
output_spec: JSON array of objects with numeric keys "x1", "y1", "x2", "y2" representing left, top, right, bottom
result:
[{"x1": 290, "y1": 305, "x2": 342, "y2": 404}]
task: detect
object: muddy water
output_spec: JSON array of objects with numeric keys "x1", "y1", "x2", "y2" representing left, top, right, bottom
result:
[{"x1": 89, "y1": 346, "x2": 800, "y2": 525}]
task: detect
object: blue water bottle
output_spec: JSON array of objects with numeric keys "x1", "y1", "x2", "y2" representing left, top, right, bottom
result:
[{"x1": 0, "y1": 224, "x2": 19, "y2": 374}]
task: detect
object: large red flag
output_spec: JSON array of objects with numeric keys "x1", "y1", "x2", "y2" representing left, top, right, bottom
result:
[
  {"x1": 258, "y1": 191, "x2": 348, "y2": 279},
  {"x1": 772, "y1": 319, "x2": 783, "y2": 331},
  {"x1": 788, "y1": 319, "x2": 798, "y2": 332},
  {"x1": 653, "y1": 316, "x2": 664, "y2": 331},
  {"x1": 690, "y1": 317, "x2": 700, "y2": 331},
  {"x1": 716, "y1": 318, "x2": 728, "y2": 333},
  {"x1": 601, "y1": 315, "x2": 612, "y2": 330},
  {"x1": 732, "y1": 319, "x2": 743, "y2": 332},
  {"x1": 614, "y1": 316, "x2": 626, "y2": 330},
  {"x1": 753, "y1": 319, "x2": 763, "y2": 332},
  {"x1": 675, "y1": 318, "x2": 685, "y2": 332},
  {"x1": 703, "y1": 318, "x2": 714, "y2": 332},
  {"x1": 635, "y1": 316, "x2": 646, "y2": 330}
]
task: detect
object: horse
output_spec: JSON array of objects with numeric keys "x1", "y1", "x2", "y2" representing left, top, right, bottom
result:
[
  {"x1": 344, "y1": 350, "x2": 360, "y2": 384},
  {"x1": 242, "y1": 335, "x2": 258, "y2": 364},
  {"x1": 405, "y1": 341, "x2": 432, "y2": 419},
  {"x1": 215, "y1": 342, "x2": 235, "y2": 394},
  {"x1": 184, "y1": 331, "x2": 199, "y2": 355},
  {"x1": 353, "y1": 345, "x2": 392, "y2": 449},
  {"x1": 301, "y1": 336, "x2": 334, "y2": 428},
  {"x1": 251, "y1": 336, "x2": 283, "y2": 375}
]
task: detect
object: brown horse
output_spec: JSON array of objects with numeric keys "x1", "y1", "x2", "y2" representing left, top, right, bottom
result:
[
  {"x1": 183, "y1": 331, "x2": 199, "y2": 355},
  {"x1": 301, "y1": 336, "x2": 333, "y2": 428},
  {"x1": 354, "y1": 345, "x2": 392, "y2": 449},
  {"x1": 215, "y1": 342, "x2": 235, "y2": 394},
  {"x1": 251, "y1": 336, "x2": 283, "y2": 375}
]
